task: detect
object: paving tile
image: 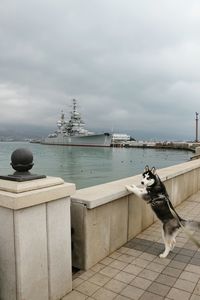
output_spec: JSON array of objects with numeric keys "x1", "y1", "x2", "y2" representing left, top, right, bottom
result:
[
  {"x1": 131, "y1": 244, "x2": 149, "y2": 251},
  {"x1": 79, "y1": 270, "x2": 96, "y2": 280},
  {"x1": 167, "y1": 260, "x2": 186, "y2": 270},
  {"x1": 179, "y1": 248, "x2": 196, "y2": 257},
  {"x1": 166, "y1": 287, "x2": 191, "y2": 300},
  {"x1": 190, "y1": 257, "x2": 200, "y2": 266},
  {"x1": 117, "y1": 247, "x2": 129, "y2": 254},
  {"x1": 174, "y1": 243, "x2": 187, "y2": 249},
  {"x1": 170, "y1": 246, "x2": 181, "y2": 254},
  {"x1": 120, "y1": 285, "x2": 144, "y2": 300},
  {"x1": 99, "y1": 266, "x2": 120, "y2": 278},
  {"x1": 123, "y1": 264, "x2": 143, "y2": 275},
  {"x1": 185, "y1": 264, "x2": 200, "y2": 275},
  {"x1": 72, "y1": 277, "x2": 85, "y2": 289},
  {"x1": 91, "y1": 263, "x2": 105, "y2": 273},
  {"x1": 92, "y1": 287, "x2": 117, "y2": 300},
  {"x1": 139, "y1": 291, "x2": 164, "y2": 300},
  {"x1": 125, "y1": 248, "x2": 142, "y2": 257},
  {"x1": 76, "y1": 281, "x2": 100, "y2": 296},
  {"x1": 179, "y1": 271, "x2": 200, "y2": 283},
  {"x1": 162, "y1": 266, "x2": 182, "y2": 278},
  {"x1": 117, "y1": 254, "x2": 135, "y2": 263},
  {"x1": 115, "y1": 295, "x2": 130, "y2": 300},
  {"x1": 62, "y1": 290, "x2": 88, "y2": 300},
  {"x1": 73, "y1": 270, "x2": 85, "y2": 280},
  {"x1": 155, "y1": 274, "x2": 177, "y2": 287},
  {"x1": 130, "y1": 238, "x2": 152, "y2": 246},
  {"x1": 109, "y1": 251, "x2": 121, "y2": 259},
  {"x1": 109, "y1": 260, "x2": 128, "y2": 270},
  {"x1": 146, "y1": 261, "x2": 166, "y2": 273},
  {"x1": 152, "y1": 242, "x2": 164, "y2": 250},
  {"x1": 190, "y1": 295, "x2": 200, "y2": 300},
  {"x1": 139, "y1": 269, "x2": 159, "y2": 281},
  {"x1": 114, "y1": 271, "x2": 135, "y2": 283},
  {"x1": 193, "y1": 252, "x2": 200, "y2": 259},
  {"x1": 166, "y1": 252, "x2": 176, "y2": 260},
  {"x1": 146, "y1": 246, "x2": 163, "y2": 256},
  {"x1": 137, "y1": 234, "x2": 157, "y2": 241},
  {"x1": 147, "y1": 282, "x2": 170, "y2": 296},
  {"x1": 193, "y1": 281, "x2": 200, "y2": 295},
  {"x1": 130, "y1": 276, "x2": 152, "y2": 290},
  {"x1": 183, "y1": 243, "x2": 198, "y2": 251},
  {"x1": 100, "y1": 257, "x2": 114, "y2": 266},
  {"x1": 173, "y1": 254, "x2": 192, "y2": 263},
  {"x1": 132, "y1": 257, "x2": 150, "y2": 268},
  {"x1": 153, "y1": 257, "x2": 171, "y2": 266},
  {"x1": 88, "y1": 273, "x2": 110, "y2": 286},
  {"x1": 104, "y1": 278, "x2": 127, "y2": 293},
  {"x1": 173, "y1": 278, "x2": 196, "y2": 293},
  {"x1": 139, "y1": 253, "x2": 156, "y2": 261},
  {"x1": 124, "y1": 241, "x2": 135, "y2": 248}
]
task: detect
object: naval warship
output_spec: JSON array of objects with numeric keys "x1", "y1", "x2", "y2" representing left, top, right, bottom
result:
[{"x1": 42, "y1": 99, "x2": 112, "y2": 147}]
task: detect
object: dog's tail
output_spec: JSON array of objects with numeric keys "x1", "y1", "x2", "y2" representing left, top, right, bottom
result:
[
  {"x1": 181, "y1": 219, "x2": 200, "y2": 231},
  {"x1": 179, "y1": 219, "x2": 200, "y2": 248}
]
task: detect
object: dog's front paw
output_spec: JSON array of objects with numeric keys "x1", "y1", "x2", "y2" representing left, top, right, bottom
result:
[{"x1": 125, "y1": 184, "x2": 137, "y2": 193}]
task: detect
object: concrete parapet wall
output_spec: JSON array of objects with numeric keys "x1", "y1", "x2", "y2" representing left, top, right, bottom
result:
[
  {"x1": 71, "y1": 159, "x2": 200, "y2": 270},
  {"x1": 0, "y1": 177, "x2": 75, "y2": 300}
]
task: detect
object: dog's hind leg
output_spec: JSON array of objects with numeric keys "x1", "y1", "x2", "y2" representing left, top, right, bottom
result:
[
  {"x1": 159, "y1": 225, "x2": 179, "y2": 258},
  {"x1": 159, "y1": 228, "x2": 171, "y2": 258},
  {"x1": 170, "y1": 229, "x2": 179, "y2": 251}
]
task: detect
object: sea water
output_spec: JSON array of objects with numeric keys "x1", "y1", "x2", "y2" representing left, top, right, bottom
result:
[{"x1": 0, "y1": 142, "x2": 192, "y2": 189}]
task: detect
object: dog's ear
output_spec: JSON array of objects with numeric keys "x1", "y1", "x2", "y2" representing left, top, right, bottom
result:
[
  {"x1": 144, "y1": 165, "x2": 149, "y2": 172},
  {"x1": 151, "y1": 167, "x2": 156, "y2": 174}
]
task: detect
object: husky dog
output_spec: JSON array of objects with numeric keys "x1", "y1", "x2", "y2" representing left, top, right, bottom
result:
[{"x1": 126, "y1": 166, "x2": 200, "y2": 258}]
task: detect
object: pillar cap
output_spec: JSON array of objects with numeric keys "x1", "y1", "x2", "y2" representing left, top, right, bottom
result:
[{"x1": 0, "y1": 177, "x2": 76, "y2": 210}]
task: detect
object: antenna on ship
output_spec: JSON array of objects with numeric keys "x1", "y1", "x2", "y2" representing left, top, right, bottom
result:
[
  {"x1": 73, "y1": 98, "x2": 77, "y2": 112},
  {"x1": 195, "y1": 112, "x2": 199, "y2": 142}
]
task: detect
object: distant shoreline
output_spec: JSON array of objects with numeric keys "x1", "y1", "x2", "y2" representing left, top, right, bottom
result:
[{"x1": 112, "y1": 141, "x2": 198, "y2": 153}]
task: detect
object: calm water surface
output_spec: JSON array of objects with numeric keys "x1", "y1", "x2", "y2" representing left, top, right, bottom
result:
[{"x1": 0, "y1": 142, "x2": 192, "y2": 189}]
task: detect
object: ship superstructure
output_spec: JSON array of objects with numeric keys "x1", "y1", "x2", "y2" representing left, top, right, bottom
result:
[{"x1": 43, "y1": 99, "x2": 112, "y2": 147}]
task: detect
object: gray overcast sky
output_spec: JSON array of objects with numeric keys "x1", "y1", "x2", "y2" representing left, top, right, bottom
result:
[{"x1": 0, "y1": 0, "x2": 200, "y2": 140}]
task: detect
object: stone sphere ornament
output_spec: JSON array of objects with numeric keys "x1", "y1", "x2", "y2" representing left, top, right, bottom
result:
[
  {"x1": 11, "y1": 148, "x2": 34, "y2": 173},
  {"x1": 0, "y1": 148, "x2": 46, "y2": 181}
]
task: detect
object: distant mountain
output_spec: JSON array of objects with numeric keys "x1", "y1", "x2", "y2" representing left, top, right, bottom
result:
[{"x1": 0, "y1": 124, "x2": 54, "y2": 140}]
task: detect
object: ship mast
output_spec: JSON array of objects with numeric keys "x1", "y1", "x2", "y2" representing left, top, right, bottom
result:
[{"x1": 72, "y1": 99, "x2": 77, "y2": 115}]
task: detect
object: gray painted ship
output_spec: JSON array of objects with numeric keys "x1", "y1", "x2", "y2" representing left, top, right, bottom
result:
[{"x1": 42, "y1": 99, "x2": 112, "y2": 147}]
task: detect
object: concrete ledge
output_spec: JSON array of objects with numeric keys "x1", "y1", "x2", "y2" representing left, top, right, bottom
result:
[
  {"x1": 0, "y1": 176, "x2": 64, "y2": 193},
  {"x1": 71, "y1": 159, "x2": 200, "y2": 270},
  {"x1": 72, "y1": 160, "x2": 200, "y2": 209},
  {"x1": 0, "y1": 179, "x2": 75, "y2": 210},
  {"x1": 71, "y1": 174, "x2": 141, "y2": 209}
]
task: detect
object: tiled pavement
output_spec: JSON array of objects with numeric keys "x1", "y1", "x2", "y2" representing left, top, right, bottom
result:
[{"x1": 63, "y1": 191, "x2": 200, "y2": 300}]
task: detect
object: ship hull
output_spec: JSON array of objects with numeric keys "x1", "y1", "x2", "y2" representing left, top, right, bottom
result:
[{"x1": 42, "y1": 133, "x2": 112, "y2": 147}]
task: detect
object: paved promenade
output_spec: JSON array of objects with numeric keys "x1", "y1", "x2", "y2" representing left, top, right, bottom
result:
[{"x1": 63, "y1": 191, "x2": 200, "y2": 300}]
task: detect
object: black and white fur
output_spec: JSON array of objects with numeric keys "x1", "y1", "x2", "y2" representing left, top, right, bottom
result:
[{"x1": 126, "y1": 166, "x2": 200, "y2": 258}]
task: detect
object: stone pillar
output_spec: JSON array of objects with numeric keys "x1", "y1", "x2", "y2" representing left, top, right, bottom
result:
[{"x1": 0, "y1": 176, "x2": 75, "y2": 300}]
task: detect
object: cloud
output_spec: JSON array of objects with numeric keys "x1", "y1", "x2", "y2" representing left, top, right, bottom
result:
[{"x1": 0, "y1": 0, "x2": 200, "y2": 139}]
